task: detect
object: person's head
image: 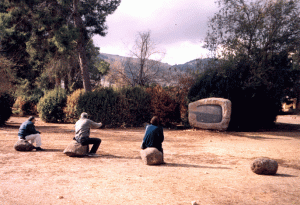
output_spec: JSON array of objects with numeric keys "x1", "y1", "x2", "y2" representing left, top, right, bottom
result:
[
  {"x1": 28, "y1": 116, "x2": 36, "y2": 124},
  {"x1": 81, "y1": 112, "x2": 88, "y2": 119},
  {"x1": 150, "y1": 116, "x2": 160, "y2": 126}
]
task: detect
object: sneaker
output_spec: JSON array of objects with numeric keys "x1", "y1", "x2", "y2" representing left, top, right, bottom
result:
[
  {"x1": 35, "y1": 147, "x2": 45, "y2": 151},
  {"x1": 88, "y1": 153, "x2": 99, "y2": 157}
]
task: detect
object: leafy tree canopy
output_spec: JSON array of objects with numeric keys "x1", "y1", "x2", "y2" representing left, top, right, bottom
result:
[
  {"x1": 190, "y1": 0, "x2": 300, "y2": 130},
  {"x1": 0, "y1": 0, "x2": 120, "y2": 90},
  {"x1": 205, "y1": 0, "x2": 300, "y2": 65}
]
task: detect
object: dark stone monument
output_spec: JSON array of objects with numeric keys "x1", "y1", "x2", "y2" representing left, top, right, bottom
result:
[
  {"x1": 251, "y1": 158, "x2": 278, "y2": 175},
  {"x1": 188, "y1": 98, "x2": 232, "y2": 131},
  {"x1": 14, "y1": 139, "x2": 35, "y2": 151}
]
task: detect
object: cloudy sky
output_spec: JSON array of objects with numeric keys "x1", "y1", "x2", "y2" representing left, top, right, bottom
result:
[{"x1": 92, "y1": 0, "x2": 219, "y2": 65}]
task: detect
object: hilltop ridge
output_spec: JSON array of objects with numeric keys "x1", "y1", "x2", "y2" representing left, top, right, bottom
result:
[{"x1": 99, "y1": 53, "x2": 206, "y2": 72}]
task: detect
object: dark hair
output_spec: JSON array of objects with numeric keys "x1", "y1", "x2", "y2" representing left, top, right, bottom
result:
[
  {"x1": 150, "y1": 116, "x2": 160, "y2": 126},
  {"x1": 28, "y1": 116, "x2": 35, "y2": 121}
]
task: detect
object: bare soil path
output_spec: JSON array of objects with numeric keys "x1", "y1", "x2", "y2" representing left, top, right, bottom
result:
[{"x1": 0, "y1": 115, "x2": 299, "y2": 205}]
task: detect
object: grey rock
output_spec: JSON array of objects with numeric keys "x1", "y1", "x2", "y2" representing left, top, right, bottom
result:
[
  {"x1": 140, "y1": 148, "x2": 164, "y2": 165},
  {"x1": 63, "y1": 141, "x2": 89, "y2": 157},
  {"x1": 14, "y1": 139, "x2": 35, "y2": 151},
  {"x1": 251, "y1": 158, "x2": 278, "y2": 175}
]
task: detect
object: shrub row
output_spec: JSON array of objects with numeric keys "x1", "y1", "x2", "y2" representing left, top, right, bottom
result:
[
  {"x1": 13, "y1": 88, "x2": 44, "y2": 116},
  {"x1": 0, "y1": 92, "x2": 15, "y2": 126},
  {"x1": 37, "y1": 88, "x2": 67, "y2": 123},
  {"x1": 37, "y1": 85, "x2": 187, "y2": 127}
]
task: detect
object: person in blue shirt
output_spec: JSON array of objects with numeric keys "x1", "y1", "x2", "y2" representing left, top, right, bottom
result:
[
  {"x1": 141, "y1": 116, "x2": 164, "y2": 153},
  {"x1": 18, "y1": 116, "x2": 44, "y2": 151}
]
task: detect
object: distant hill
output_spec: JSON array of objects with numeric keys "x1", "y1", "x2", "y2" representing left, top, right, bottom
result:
[
  {"x1": 98, "y1": 53, "x2": 209, "y2": 86},
  {"x1": 99, "y1": 53, "x2": 208, "y2": 72},
  {"x1": 99, "y1": 53, "x2": 129, "y2": 63},
  {"x1": 170, "y1": 58, "x2": 211, "y2": 73}
]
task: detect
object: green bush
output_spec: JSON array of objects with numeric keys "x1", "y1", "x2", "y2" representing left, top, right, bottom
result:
[
  {"x1": 13, "y1": 88, "x2": 44, "y2": 116},
  {"x1": 74, "y1": 87, "x2": 151, "y2": 127},
  {"x1": 119, "y1": 86, "x2": 151, "y2": 127},
  {"x1": 77, "y1": 88, "x2": 124, "y2": 127},
  {"x1": 146, "y1": 85, "x2": 178, "y2": 126},
  {"x1": 37, "y1": 88, "x2": 67, "y2": 122},
  {"x1": 65, "y1": 86, "x2": 185, "y2": 127},
  {"x1": 0, "y1": 92, "x2": 15, "y2": 126},
  {"x1": 63, "y1": 89, "x2": 85, "y2": 123},
  {"x1": 164, "y1": 86, "x2": 190, "y2": 126}
]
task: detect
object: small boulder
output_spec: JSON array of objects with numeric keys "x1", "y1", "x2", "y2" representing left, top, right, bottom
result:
[
  {"x1": 140, "y1": 147, "x2": 164, "y2": 165},
  {"x1": 251, "y1": 158, "x2": 278, "y2": 175},
  {"x1": 63, "y1": 141, "x2": 89, "y2": 157},
  {"x1": 14, "y1": 139, "x2": 35, "y2": 151}
]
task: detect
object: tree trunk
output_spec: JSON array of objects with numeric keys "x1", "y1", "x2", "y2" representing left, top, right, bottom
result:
[
  {"x1": 64, "y1": 73, "x2": 69, "y2": 92},
  {"x1": 55, "y1": 77, "x2": 61, "y2": 88},
  {"x1": 294, "y1": 80, "x2": 300, "y2": 110},
  {"x1": 73, "y1": 0, "x2": 92, "y2": 92}
]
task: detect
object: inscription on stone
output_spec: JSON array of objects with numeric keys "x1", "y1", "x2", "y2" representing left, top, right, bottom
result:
[
  {"x1": 188, "y1": 97, "x2": 232, "y2": 131},
  {"x1": 193, "y1": 105, "x2": 222, "y2": 123}
]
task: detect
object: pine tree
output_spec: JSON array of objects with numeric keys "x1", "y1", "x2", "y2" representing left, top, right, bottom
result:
[{"x1": 0, "y1": 0, "x2": 120, "y2": 91}]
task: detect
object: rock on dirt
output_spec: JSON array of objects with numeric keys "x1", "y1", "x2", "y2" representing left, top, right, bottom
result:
[
  {"x1": 251, "y1": 157, "x2": 278, "y2": 175},
  {"x1": 14, "y1": 139, "x2": 35, "y2": 151},
  {"x1": 140, "y1": 147, "x2": 164, "y2": 165},
  {"x1": 63, "y1": 141, "x2": 89, "y2": 157}
]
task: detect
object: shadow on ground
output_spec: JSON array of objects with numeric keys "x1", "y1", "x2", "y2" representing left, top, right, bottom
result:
[{"x1": 162, "y1": 163, "x2": 231, "y2": 169}]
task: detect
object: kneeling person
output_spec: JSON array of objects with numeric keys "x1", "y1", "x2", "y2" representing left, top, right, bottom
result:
[
  {"x1": 74, "y1": 112, "x2": 102, "y2": 157},
  {"x1": 18, "y1": 116, "x2": 44, "y2": 151}
]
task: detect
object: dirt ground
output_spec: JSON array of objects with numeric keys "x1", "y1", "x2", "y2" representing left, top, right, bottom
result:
[{"x1": 0, "y1": 115, "x2": 299, "y2": 205}]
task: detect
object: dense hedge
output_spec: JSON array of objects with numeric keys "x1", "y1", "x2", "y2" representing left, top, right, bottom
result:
[
  {"x1": 37, "y1": 85, "x2": 189, "y2": 127},
  {"x1": 13, "y1": 88, "x2": 44, "y2": 116},
  {"x1": 76, "y1": 88, "x2": 124, "y2": 127},
  {"x1": 119, "y1": 86, "x2": 151, "y2": 127},
  {"x1": 146, "y1": 85, "x2": 179, "y2": 126},
  {"x1": 74, "y1": 87, "x2": 152, "y2": 127},
  {"x1": 188, "y1": 59, "x2": 291, "y2": 131},
  {"x1": 37, "y1": 88, "x2": 67, "y2": 122},
  {"x1": 0, "y1": 92, "x2": 15, "y2": 126},
  {"x1": 60, "y1": 86, "x2": 186, "y2": 127},
  {"x1": 64, "y1": 89, "x2": 85, "y2": 123}
]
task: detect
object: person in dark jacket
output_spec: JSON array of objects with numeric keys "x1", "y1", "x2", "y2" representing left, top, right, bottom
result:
[
  {"x1": 141, "y1": 116, "x2": 164, "y2": 153},
  {"x1": 74, "y1": 112, "x2": 102, "y2": 157},
  {"x1": 18, "y1": 116, "x2": 44, "y2": 151}
]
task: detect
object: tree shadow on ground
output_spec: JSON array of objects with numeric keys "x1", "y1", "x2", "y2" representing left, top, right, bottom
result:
[
  {"x1": 43, "y1": 149, "x2": 64, "y2": 152},
  {"x1": 162, "y1": 163, "x2": 231, "y2": 169},
  {"x1": 1, "y1": 123, "x2": 22, "y2": 129},
  {"x1": 100, "y1": 153, "x2": 140, "y2": 160},
  {"x1": 225, "y1": 122, "x2": 300, "y2": 140},
  {"x1": 1, "y1": 123, "x2": 61, "y2": 132}
]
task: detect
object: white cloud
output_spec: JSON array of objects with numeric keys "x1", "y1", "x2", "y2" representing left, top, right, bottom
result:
[
  {"x1": 162, "y1": 41, "x2": 210, "y2": 65},
  {"x1": 93, "y1": 0, "x2": 218, "y2": 65}
]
